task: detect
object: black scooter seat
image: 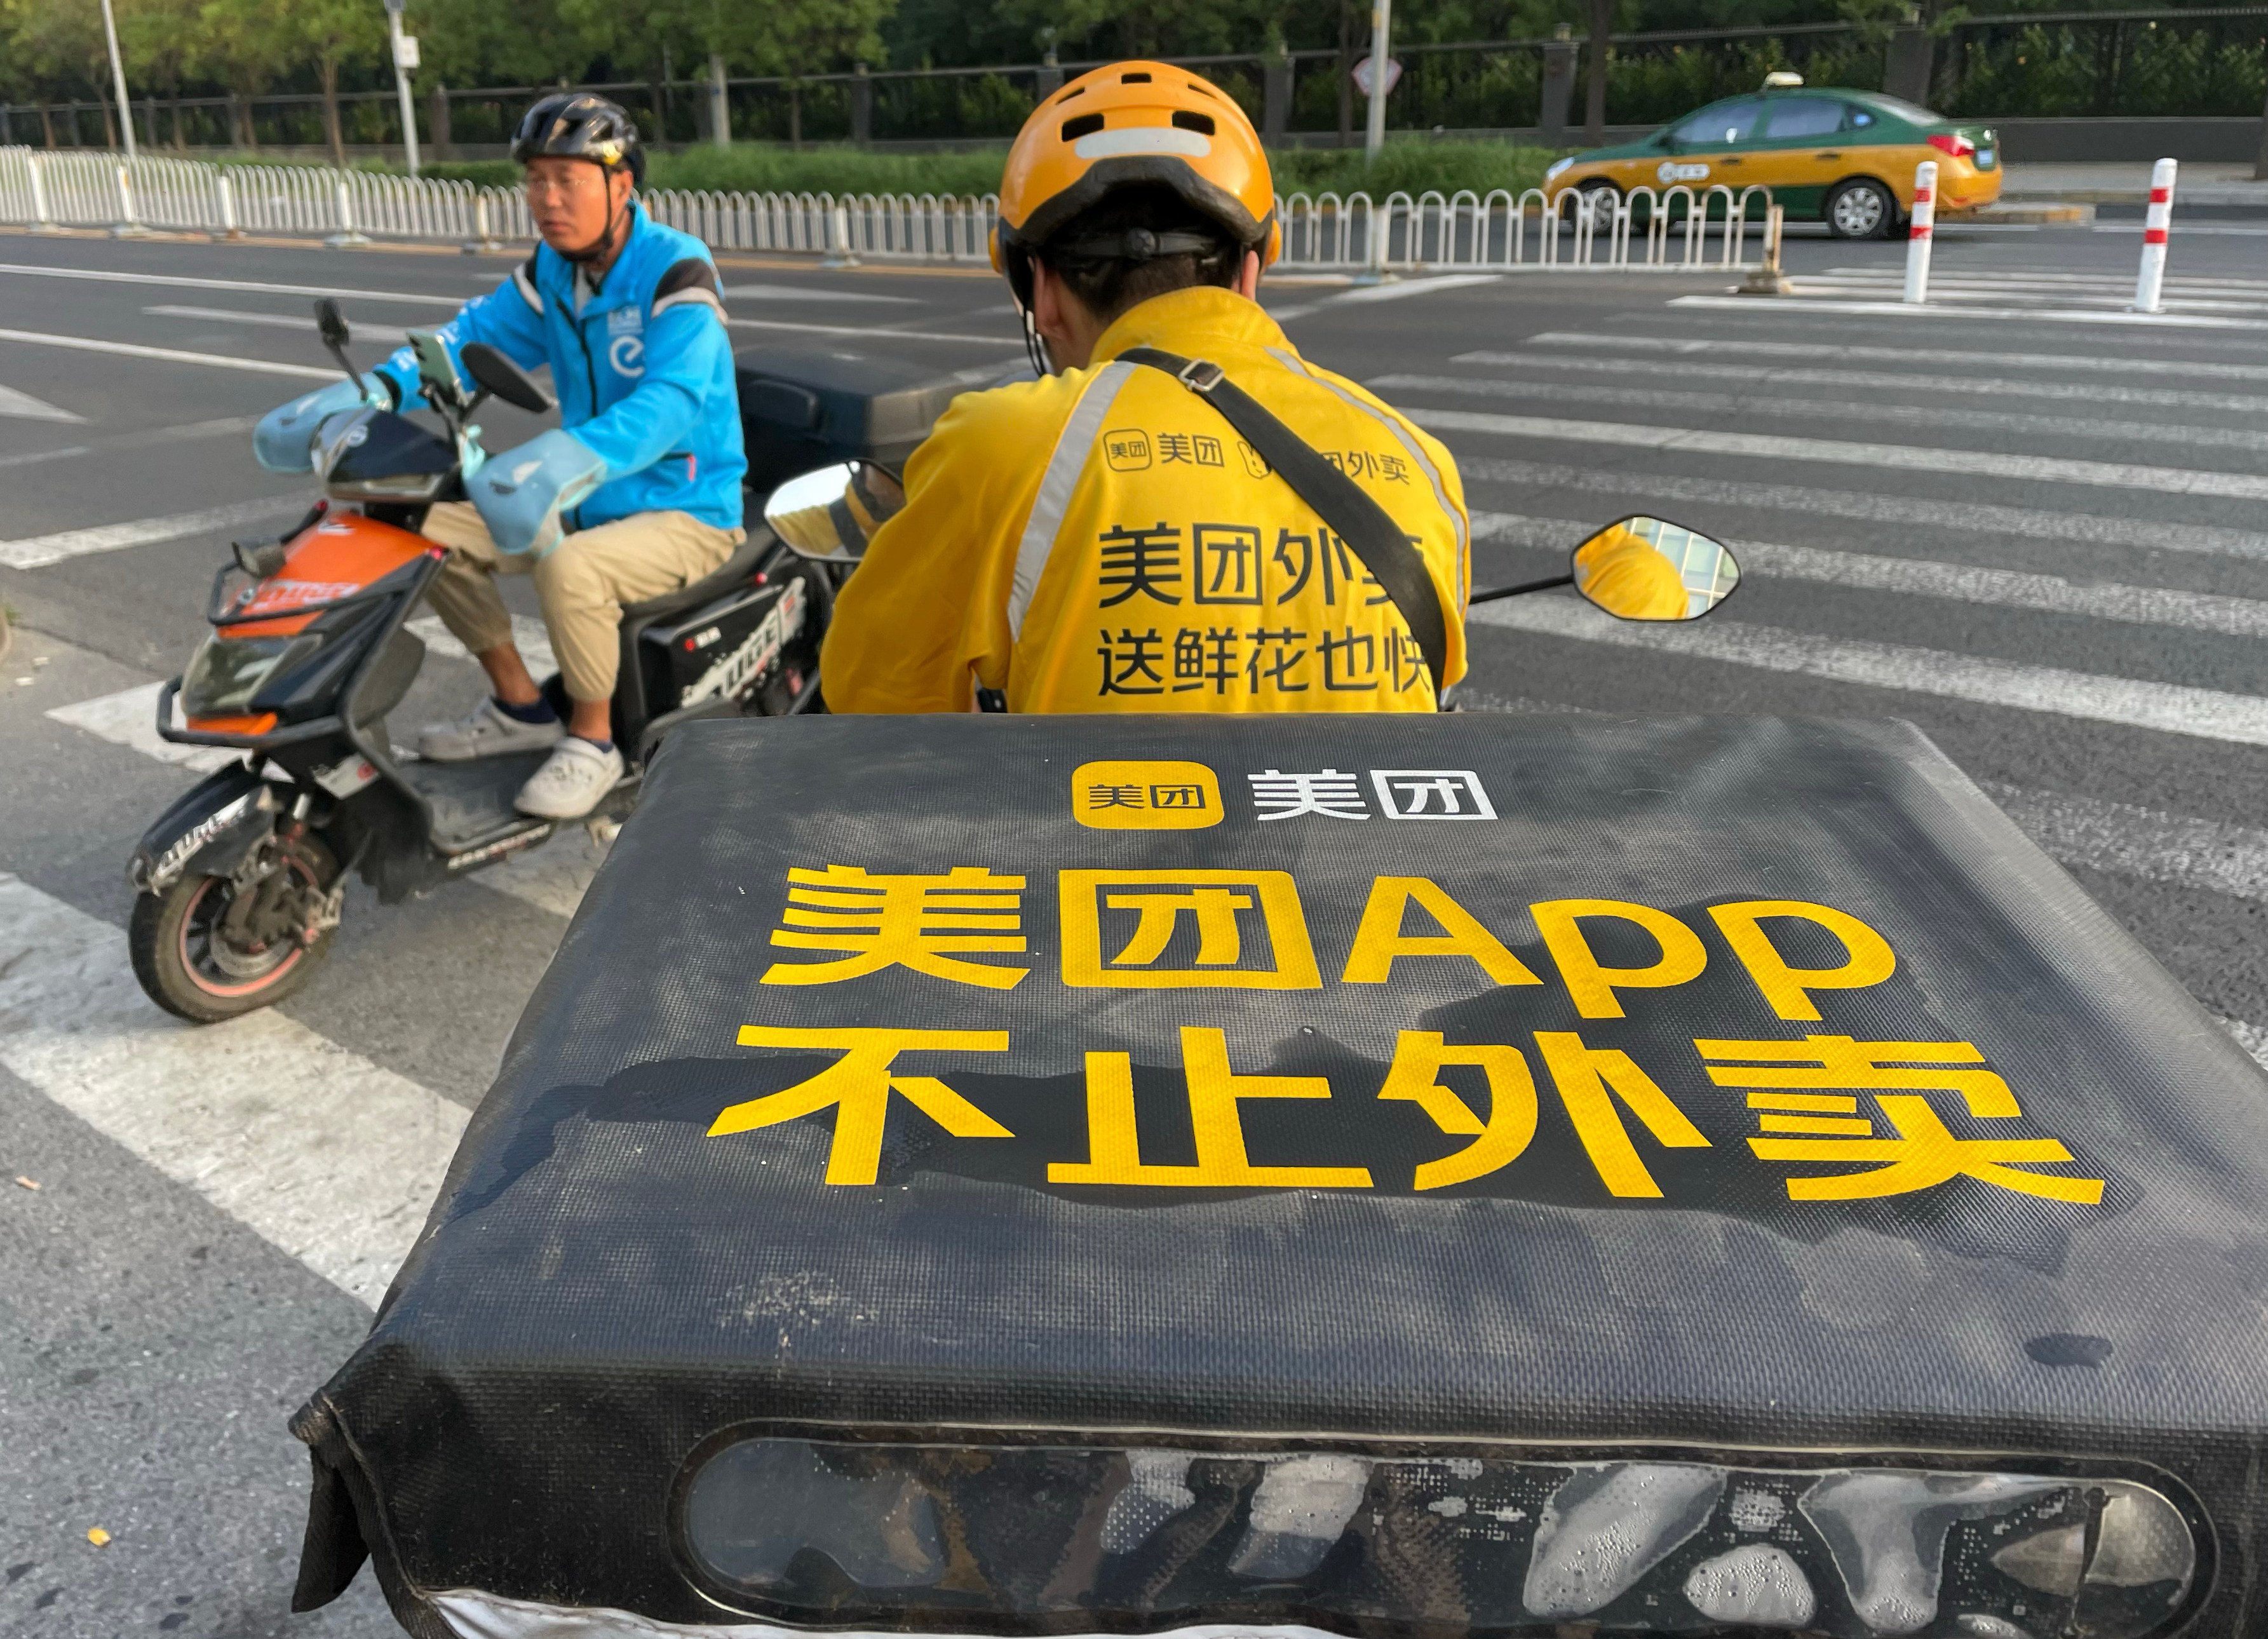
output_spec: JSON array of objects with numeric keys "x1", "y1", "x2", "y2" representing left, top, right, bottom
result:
[{"x1": 620, "y1": 532, "x2": 772, "y2": 624}]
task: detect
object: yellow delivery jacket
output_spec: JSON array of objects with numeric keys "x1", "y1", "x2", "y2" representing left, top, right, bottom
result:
[{"x1": 821, "y1": 286, "x2": 1470, "y2": 714}]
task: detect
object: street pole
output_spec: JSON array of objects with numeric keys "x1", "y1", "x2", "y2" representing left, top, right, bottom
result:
[
  {"x1": 98, "y1": 0, "x2": 135, "y2": 161},
  {"x1": 1363, "y1": 0, "x2": 1392, "y2": 159},
  {"x1": 384, "y1": 0, "x2": 421, "y2": 176}
]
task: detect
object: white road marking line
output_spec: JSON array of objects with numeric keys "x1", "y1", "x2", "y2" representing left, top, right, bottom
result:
[
  {"x1": 720, "y1": 281, "x2": 921, "y2": 304},
  {"x1": 1469, "y1": 596, "x2": 2268, "y2": 746},
  {"x1": 480, "y1": 823, "x2": 612, "y2": 921},
  {"x1": 1469, "y1": 509, "x2": 2268, "y2": 640},
  {"x1": 1448, "y1": 349, "x2": 2268, "y2": 417},
  {"x1": 45, "y1": 681, "x2": 240, "y2": 773},
  {"x1": 0, "y1": 493, "x2": 312, "y2": 570},
  {"x1": 1511, "y1": 330, "x2": 2268, "y2": 384},
  {"x1": 144, "y1": 303, "x2": 414, "y2": 342},
  {"x1": 1273, "y1": 272, "x2": 1503, "y2": 320},
  {"x1": 2225, "y1": 1017, "x2": 2268, "y2": 1069},
  {"x1": 0, "y1": 327, "x2": 338, "y2": 382},
  {"x1": 1978, "y1": 780, "x2": 2268, "y2": 904},
  {"x1": 1457, "y1": 454, "x2": 2268, "y2": 564},
  {"x1": 0, "y1": 260, "x2": 464, "y2": 306},
  {"x1": 1790, "y1": 276, "x2": 2268, "y2": 314},
  {"x1": 0, "y1": 412, "x2": 260, "y2": 473},
  {"x1": 1416, "y1": 407, "x2": 2268, "y2": 502},
  {"x1": 1822, "y1": 265, "x2": 2268, "y2": 293},
  {"x1": 407, "y1": 612, "x2": 557, "y2": 678},
  {"x1": 1380, "y1": 372, "x2": 2268, "y2": 454},
  {"x1": 0, "y1": 381, "x2": 83, "y2": 422},
  {"x1": 0, "y1": 874, "x2": 466, "y2": 1309},
  {"x1": 723, "y1": 316, "x2": 1013, "y2": 345},
  {"x1": 1667, "y1": 293, "x2": 2268, "y2": 330}
]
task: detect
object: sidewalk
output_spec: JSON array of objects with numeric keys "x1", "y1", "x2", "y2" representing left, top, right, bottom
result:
[{"x1": 2000, "y1": 160, "x2": 2268, "y2": 206}]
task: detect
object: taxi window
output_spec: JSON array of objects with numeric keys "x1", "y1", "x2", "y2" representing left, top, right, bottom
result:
[
  {"x1": 1670, "y1": 98, "x2": 1762, "y2": 146},
  {"x1": 1762, "y1": 97, "x2": 1849, "y2": 139}
]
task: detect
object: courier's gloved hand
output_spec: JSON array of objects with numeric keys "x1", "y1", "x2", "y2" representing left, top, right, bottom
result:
[
  {"x1": 253, "y1": 376, "x2": 395, "y2": 474},
  {"x1": 467, "y1": 429, "x2": 608, "y2": 558}
]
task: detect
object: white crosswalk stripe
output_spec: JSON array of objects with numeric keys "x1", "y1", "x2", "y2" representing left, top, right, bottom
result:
[
  {"x1": 1459, "y1": 454, "x2": 2268, "y2": 563},
  {"x1": 0, "y1": 874, "x2": 464, "y2": 1308},
  {"x1": 1469, "y1": 510, "x2": 2268, "y2": 639},
  {"x1": 1447, "y1": 349, "x2": 2268, "y2": 418},
  {"x1": 1668, "y1": 293, "x2": 2268, "y2": 330},
  {"x1": 0, "y1": 493, "x2": 313, "y2": 569},
  {"x1": 1508, "y1": 331, "x2": 2268, "y2": 384},
  {"x1": 1471, "y1": 590, "x2": 2268, "y2": 746},
  {"x1": 1417, "y1": 408, "x2": 2268, "y2": 501},
  {"x1": 1380, "y1": 372, "x2": 2268, "y2": 454}
]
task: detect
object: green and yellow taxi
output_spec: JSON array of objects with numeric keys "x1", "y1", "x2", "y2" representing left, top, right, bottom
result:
[{"x1": 1544, "y1": 75, "x2": 2000, "y2": 238}]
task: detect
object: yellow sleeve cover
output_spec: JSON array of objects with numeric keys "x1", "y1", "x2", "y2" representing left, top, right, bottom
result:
[{"x1": 820, "y1": 376, "x2": 1071, "y2": 715}]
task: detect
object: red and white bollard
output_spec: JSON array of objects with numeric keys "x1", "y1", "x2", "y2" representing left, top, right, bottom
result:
[
  {"x1": 1902, "y1": 159, "x2": 1936, "y2": 305},
  {"x1": 2134, "y1": 156, "x2": 2177, "y2": 314}
]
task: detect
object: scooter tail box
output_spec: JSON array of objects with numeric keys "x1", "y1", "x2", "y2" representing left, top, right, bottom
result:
[{"x1": 297, "y1": 715, "x2": 2268, "y2": 1639}]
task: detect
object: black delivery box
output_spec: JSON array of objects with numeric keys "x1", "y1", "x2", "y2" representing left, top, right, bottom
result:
[{"x1": 294, "y1": 715, "x2": 2268, "y2": 1639}]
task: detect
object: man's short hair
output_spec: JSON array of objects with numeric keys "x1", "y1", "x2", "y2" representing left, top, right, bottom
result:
[{"x1": 1036, "y1": 185, "x2": 1243, "y2": 323}]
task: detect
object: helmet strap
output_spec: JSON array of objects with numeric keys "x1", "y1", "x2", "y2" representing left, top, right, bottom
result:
[
  {"x1": 558, "y1": 168, "x2": 629, "y2": 265},
  {"x1": 1020, "y1": 306, "x2": 1055, "y2": 379}
]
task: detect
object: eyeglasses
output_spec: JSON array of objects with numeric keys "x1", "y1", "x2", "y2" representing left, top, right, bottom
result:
[{"x1": 523, "y1": 170, "x2": 606, "y2": 201}]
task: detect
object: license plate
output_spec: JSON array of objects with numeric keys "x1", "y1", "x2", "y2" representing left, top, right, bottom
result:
[{"x1": 1977, "y1": 147, "x2": 1995, "y2": 166}]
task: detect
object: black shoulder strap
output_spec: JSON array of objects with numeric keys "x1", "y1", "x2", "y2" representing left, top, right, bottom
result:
[{"x1": 1117, "y1": 346, "x2": 1448, "y2": 699}]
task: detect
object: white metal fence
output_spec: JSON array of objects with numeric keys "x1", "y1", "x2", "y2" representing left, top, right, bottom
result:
[{"x1": 0, "y1": 148, "x2": 1764, "y2": 273}]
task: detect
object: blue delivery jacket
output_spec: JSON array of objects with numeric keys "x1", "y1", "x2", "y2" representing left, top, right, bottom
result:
[{"x1": 374, "y1": 207, "x2": 746, "y2": 531}]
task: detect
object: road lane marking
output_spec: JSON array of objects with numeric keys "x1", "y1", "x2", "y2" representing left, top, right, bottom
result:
[
  {"x1": 1417, "y1": 408, "x2": 2268, "y2": 502},
  {"x1": 1786, "y1": 276, "x2": 2268, "y2": 315},
  {"x1": 1469, "y1": 595, "x2": 2268, "y2": 746},
  {"x1": 0, "y1": 414, "x2": 261, "y2": 473},
  {"x1": 2226, "y1": 1018, "x2": 2268, "y2": 1069},
  {"x1": 0, "y1": 874, "x2": 466, "y2": 1309},
  {"x1": 720, "y1": 281, "x2": 921, "y2": 304},
  {"x1": 722, "y1": 315, "x2": 1012, "y2": 345},
  {"x1": 1449, "y1": 349, "x2": 2268, "y2": 417},
  {"x1": 1457, "y1": 454, "x2": 2268, "y2": 564},
  {"x1": 1469, "y1": 509, "x2": 2268, "y2": 639},
  {"x1": 1272, "y1": 273, "x2": 1503, "y2": 320},
  {"x1": 1380, "y1": 372, "x2": 2268, "y2": 455},
  {"x1": 46, "y1": 682, "x2": 240, "y2": 772},
  {"x1": 1668, "y1": 294, "x2": 2268, "y2": 330},
  {"x1": 144, "y1": 303, "x2": 413, "y2": 342},
  {"x1": 407, "y1": 612, "x2": 557, "y2": 678},
  {"x1": 0, "y1": 381, "x2": 83, "y2": 422},
  {"x1": 0, "y1": 327, "x2": 338, "y2": 383},
  {"x1": 1823, "y1": 266, "x2": 2268, "y2": 294},
  {"x1": 1979, "y1": 781, "x2": 2268, "y2": 904},
  {"x1": 1510, "y1": 331, "x2": 2268, "y2": 384},
  {"x1": 0, "y1": 493, "x2": 313, "y2": 569},
  {"x1": 0, "y1": 260, "x2": 464, "y2": 306}
]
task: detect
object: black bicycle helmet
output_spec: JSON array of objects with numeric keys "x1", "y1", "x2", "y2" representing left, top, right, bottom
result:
[{"x1": 512, "y1": 92, "x2": 646, "y2": 188}]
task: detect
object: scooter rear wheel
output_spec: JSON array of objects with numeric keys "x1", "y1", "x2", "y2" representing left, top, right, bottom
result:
[{"x1": 130, "y1": 832, "x2": 339, "y2": 1023}]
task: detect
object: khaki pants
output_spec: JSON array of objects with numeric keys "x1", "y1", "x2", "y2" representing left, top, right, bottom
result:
[{"x1": 421, "y1": 502, "x2": 743, "y2": 702}]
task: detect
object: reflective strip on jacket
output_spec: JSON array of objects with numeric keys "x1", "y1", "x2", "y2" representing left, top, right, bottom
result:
[
  {"x1": 372, "y1": 206, "x2": 747, "y2": 531},
  {"x1": 821, "y1": 286, "x2": 1469, "y2": 714}
]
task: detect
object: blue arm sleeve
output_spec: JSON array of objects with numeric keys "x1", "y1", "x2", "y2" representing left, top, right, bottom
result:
[
  {"x1": 558, "y1": 302, "x2": 724, "y2": 480},
  {"x1": 371, "y1": 275, "x2": 551, "y2": 408}
]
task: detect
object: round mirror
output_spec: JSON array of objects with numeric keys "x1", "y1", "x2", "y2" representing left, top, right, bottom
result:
[
  {"x1": 764, "y1": 461, "x2": 903, "y2": 563},
  {"x1": 1570, "y1": 515, "x2": 1740, "y2": 621}
]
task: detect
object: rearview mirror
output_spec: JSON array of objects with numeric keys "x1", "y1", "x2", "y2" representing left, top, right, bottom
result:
[
  {"x1": 314, "y1": 297, "x2": 349, "y2": 351},
  {"x1": 1571, "y1": 515, "x2": 1739, "y2": 621},
  {"x1": 764, "y1": 461, "x2": 904, "y2": 563},
  {"x1": 461, "y1": 342, "x2": 554, "y2": 415}
]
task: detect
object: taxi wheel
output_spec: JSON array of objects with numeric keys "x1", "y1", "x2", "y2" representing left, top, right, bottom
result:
[{"x1": 1825, "y1": 178, "x2": 1895, "y2": 239}]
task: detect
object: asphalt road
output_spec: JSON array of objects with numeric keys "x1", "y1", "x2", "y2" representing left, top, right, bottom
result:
[{"x1": 7, "y1": 216, "x2": 2268, "y2": 1637}]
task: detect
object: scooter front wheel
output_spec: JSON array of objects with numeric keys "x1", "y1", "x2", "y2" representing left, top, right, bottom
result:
[{"x1": 129, "y1": 832, "x2": 340, "y2": 1023}]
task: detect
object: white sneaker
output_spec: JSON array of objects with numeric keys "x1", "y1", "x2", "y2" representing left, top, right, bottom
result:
[
  {"x1": 514, "y1": 738, "x2": 625, "y2": 820},
  {"x1": 417, "y1": 698, "x2": 565, "y2": 762}
]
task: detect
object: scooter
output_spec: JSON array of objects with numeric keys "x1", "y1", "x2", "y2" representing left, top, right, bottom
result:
[{"x1": 125, "y1": 301, "x2": 840, "y2": 1022}]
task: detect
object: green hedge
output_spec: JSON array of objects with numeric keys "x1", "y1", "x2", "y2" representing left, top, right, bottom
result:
[{"x1": 403, "y1": 140, "x2": 1561, "y2": 201}]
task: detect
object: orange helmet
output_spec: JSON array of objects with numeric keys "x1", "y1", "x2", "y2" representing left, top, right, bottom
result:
[{"x1": 991, "y1": 61, "x2": 1279, "y2": 302}]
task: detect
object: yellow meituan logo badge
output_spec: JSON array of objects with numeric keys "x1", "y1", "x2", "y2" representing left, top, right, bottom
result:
[{"x1": 1072, "y1": 760, "x2": 1222, "y2": 830}]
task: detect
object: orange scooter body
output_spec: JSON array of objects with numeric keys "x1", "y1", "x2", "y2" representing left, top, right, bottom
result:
[{"x1": 184, "y1": 511, "x2": 441, "y2": 735}]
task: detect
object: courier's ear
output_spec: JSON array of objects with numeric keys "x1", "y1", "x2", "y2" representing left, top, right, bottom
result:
[{"x1": 1236, "y1": 248, "x2": 1261, "y2": 299}]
